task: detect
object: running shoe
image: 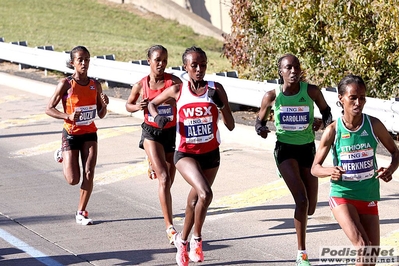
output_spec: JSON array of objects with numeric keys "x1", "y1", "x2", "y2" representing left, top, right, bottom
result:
[
  {"x1": 54, "y1": 148, "x2": 63, "y2": 163},
  {"x1": 166, "y1": 225, "x2": 177, "y2": 245},
  {"x1": 75, "y1": 211, "x2": 93, "y2": 225},
  {"x1": 296, "y1": 252, "x2": 311, "y2": 266},
  {"x1": 173, "y1": 233, "x2": 189, "y2": 266},
  {"x1": 147, "y1": 157, "x2": 157, "y2": 179},
  {"x1": 189, "y1": 237, "x2": 204, "y2": 262}
]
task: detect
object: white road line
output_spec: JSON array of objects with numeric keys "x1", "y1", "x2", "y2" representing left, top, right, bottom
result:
[{"x1": 0, "y1": 228, "x2": 64, "y2": 266}]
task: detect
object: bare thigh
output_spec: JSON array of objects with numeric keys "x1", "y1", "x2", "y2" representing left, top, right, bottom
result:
[{"x1": 332, "y1": 204, "x2": 372, "y2": 247}]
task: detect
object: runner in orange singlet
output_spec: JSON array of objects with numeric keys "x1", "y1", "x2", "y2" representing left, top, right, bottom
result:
[{"x1": 46, "y1": 46, "x2": 109, "y2": 225}]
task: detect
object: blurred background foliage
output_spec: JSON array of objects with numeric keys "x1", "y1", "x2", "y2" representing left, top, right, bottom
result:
[{"x1": 223, "y1": 0, "x2": 399, "y2": 99}]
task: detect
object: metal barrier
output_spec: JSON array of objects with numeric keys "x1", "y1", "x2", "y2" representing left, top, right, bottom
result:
[{"x1": 1, "y1": 40, "x2": 399, "y2": 134}]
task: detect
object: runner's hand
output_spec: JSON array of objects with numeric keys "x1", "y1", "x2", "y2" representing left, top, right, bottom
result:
[{"x1": 154, "y1": 115, "x2": 169, "y2": 129}]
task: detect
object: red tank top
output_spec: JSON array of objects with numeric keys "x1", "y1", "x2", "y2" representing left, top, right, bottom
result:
[
  {"x1": 175, "y1": 81, "x2": 220, "y2": 154},
  {"x1": 63, "y1": 76, "x2": 98, "y2": 135},
  {"x1": 142, "y1": 73, "x2": 176, "y2": 129}
]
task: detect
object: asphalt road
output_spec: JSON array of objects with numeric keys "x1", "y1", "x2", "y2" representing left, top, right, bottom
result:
[{"x1": 1, "y1": 73, "x2": 399, "y2": 266}]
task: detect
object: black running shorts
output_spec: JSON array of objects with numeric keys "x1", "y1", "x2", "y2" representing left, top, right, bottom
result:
[
  {"x1": 274, "y1": 141, "x2": 315, "y2": 168},
  {"x1": 174, "y1": 148, "x2": 220, "y2": 170},
  {"x1": 61, "y1": 128, "x2": 97, "y2": 151},
  {"x1": 139, "y1": 122, "x2": 176, "y2": 153}
]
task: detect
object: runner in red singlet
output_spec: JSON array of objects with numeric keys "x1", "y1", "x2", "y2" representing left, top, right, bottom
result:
[
  {"x1": 126, "y1": 45, "x2": 182, "y2": 244},
  {"x1": 148, "y1": 46, "x2": 235, "y2": 266}
]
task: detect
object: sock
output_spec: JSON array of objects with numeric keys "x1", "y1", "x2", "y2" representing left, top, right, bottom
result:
[
  {"x1": 167, "y1": 225, "x2": 175, "y2": 231},
  {"x1": 192, "y1": 235, "x2": 202, "y2": 241},
  {"x1": 179, "y1": 235, "x2": 187, "y2": 244},
  {"x1": 298, "y1": 250, "x2": 307, "y2": 256}
]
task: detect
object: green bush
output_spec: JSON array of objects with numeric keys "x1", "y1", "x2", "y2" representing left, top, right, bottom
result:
[{"x1": 223, "y1": 0, "x2": 399, "y2": 99}]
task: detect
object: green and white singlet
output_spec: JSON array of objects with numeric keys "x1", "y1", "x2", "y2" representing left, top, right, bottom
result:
[
  {"x1": 331, "y1": 114, "x2": 380, "y2": 201},
  {"x1": 273, "y1": 82, "x2": 314, "y2": 145}
]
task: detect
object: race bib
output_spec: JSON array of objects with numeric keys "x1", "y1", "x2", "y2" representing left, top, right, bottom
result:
[
  {"x1": 148, "y1": 105, "x2": 173, "y2": 122},
  {"x1": 279, "y1": 105, "x2": 310, "y2": 131},
  {"x1": 75, "y1": 105, "x2": 96, "y2": 126},
  {"x1": 340, "y1": 148, "x2": 375, "y2": 181},
  {"x1": 183, "y1": 116, "x2": 214, "y2": 144}
]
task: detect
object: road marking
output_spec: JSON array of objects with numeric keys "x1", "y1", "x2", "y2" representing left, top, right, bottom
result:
[
  {"x1": 9, "y1": 140, "x2": 60, "y2": 158},
  {"x1": 9, "y1": 126, "x2": 140, "y2": 158},
  {"x1": 0, "y1": 114, "x2": 49, "y2": 129},
  {"x1": 0, "y1": 94, "x2": 29, "y2": 104},
  {"x1": 381, "y1": 229, "x2": 399, "y2": 261},
  {"x1": 208, "y1": 178, "x2": 330, "y2": 216},
  {"x1": 211, "y1": 179, "x2": 289, "y2": 210},
  {"x1": 0, "y1": 228, "x2": 64, "y2": 266},
  {"x1": 95, "y1": 160, "x2": 147, "y2": 185},
  {"x1": 97, "y1": 126, "x2": 140, "y2": 139}
]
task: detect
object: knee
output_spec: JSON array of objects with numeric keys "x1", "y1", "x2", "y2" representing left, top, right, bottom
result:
[
  {"x1": 84, "y1": 169, "x2": 95, "y2": 180},
  {"x1": 158, "y1": 172, "x2": 171, "y2": 189},
  {"x1": 353, "y1": 238, "x2": 368, "y2": 249},
  {"x1": 352, "y1": 231, "x2": 370, "y2": 248},
  {"x1": 198, "y1": 189, "x2": 213, "y2": 207},
  {"x1": 308, "y1": 202, "x2": 316, "y2": 215},
  {"x1": 80, "y1": 169, "x2": 94, "y2": 186},
  {"x1": 64, "y1": 174, "x2": 80, "y2": 185},
  {"x1": 295, "y1": 196, "x2": 309, "y2": 211}
]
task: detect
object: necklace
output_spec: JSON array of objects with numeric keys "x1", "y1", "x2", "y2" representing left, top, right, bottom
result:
[{"x1": 342, "y1": 116, "x2": 362, "y2": 131}]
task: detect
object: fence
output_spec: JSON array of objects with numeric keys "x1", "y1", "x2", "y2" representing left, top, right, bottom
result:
[{"x1": 1, "y1": 40, "x2": 399, "y2": 134}]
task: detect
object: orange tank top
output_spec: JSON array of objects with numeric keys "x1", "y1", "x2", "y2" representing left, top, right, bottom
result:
[{"x1": 63, "y1": 76, "x2": 98, "y2": 135}]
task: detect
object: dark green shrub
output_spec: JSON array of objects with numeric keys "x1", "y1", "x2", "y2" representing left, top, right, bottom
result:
[{"x1": 223, "y1": 0, "x2": 399, "y2": 99}]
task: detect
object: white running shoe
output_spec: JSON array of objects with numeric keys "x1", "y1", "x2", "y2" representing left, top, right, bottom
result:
[
  {"x1": 166, "y1": 225, "x2": 177, "y2": 245},
  {"x1": 75, "y1": 211, "x2": 93, "y2": 225},
  {"x1": 54, "y1": 148, "x2": 63, "y2": 163},
  {"x1": 296, "y1": 252, "x2": 311, "y2": 266},
  {"x1": 146, "y1": 157, "x2": 157, "y2": 179},
  {"x1": 189, "y1": 237, "x2": 204, "y2": 262},
  {"x1": 173, "y1": 233, "x2": 189, "y2": 266}
]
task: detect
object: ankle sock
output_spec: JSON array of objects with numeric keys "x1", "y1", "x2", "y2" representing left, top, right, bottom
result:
[
  {"x1": 192, "y1": 235, "x2": 202, "y2": 241},
  {"x1": 167, "y1": 225, "x2": 174, "y2": 231},
  {"x1": 298, "y1": 250, "x2": 307, "y2": 256}
]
